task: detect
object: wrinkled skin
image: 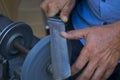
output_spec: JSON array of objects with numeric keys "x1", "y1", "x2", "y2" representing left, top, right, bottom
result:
[
  {"x1": 61, "y1": 23, "x2": 120, "y2": 80},
  {"x1": 40, "y1": 0, "x2": 120, "y2": 80},
  {"x1": 40, "y1": 0, "x2": 75, "y2": 22}
]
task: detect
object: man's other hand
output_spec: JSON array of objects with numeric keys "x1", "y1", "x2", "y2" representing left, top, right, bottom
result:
[
  {"x1": 40, "y1": 0, "x2": 75, "y2": 22},
  {"x1": 61, "y1": 22, "x2": 120, "y2": 80}
]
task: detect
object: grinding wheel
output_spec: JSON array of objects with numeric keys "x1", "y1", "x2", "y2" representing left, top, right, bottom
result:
[{"x1": 21, "y1": 36, "x2": 54, "y2": 80}]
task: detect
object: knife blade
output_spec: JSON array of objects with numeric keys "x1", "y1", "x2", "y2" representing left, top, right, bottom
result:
[{"x1": 48, "y1": 17, "x2": 71, "y2": 80}]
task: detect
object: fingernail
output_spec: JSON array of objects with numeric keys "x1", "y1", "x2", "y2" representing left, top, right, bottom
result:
[{"x1": 62, "y1": 16, "x2": 68, "y2": 22}]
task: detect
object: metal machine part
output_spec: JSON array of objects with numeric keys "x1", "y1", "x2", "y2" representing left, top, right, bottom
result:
[
  {"x1": 0, "y1": 15, "x2": 33, "y2": 59},
  {"x1": 48, "y1": 18, "x2": 71, "y2": 80},
  {"x1": 0, "y1": 12, "x2": 119, "y2": 80},
  {"x1": 21, "y1": 18, "x2": 71, "y2": 80},
  {"x1": 0, "y1": 14, "x2": 33, "y2": 80},
  {"x1": 22, "y1": 36, "x2": 53, "y2": 80},
  {"x1": 0, "y1": 55, "x2": 9, "y2": 80},
  {"x1": 0, "y1": 15, "x2": 71, "y2": 80}
]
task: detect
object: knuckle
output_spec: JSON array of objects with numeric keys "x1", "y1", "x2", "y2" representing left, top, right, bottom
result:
[
  {"x1": 48, "y1": 3, "x2": 54, "y2": 8},
  {"x1": 108, "y1": 65, "x2": 115, "y2": 70},
  {"x1": 73, "y1": 63, "x2": 81, "y2": 71},
  {"x1": 91, "y1": 77, "x2": 97, "y2": 80},
  {"x1": 81, "y1": 75, "x2": 89, "y2": 80},
  {"x1": 92, "y1": 79, "x2": 97, "y2": 80}
]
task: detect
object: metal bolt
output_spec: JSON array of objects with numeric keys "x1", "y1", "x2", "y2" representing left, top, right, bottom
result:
[
  {"x1": 13, "y1": 41, "x2": 29, "y2": 54},
  {"x1": 46, "y1": 64, "x2": 53, "y2": 75}
]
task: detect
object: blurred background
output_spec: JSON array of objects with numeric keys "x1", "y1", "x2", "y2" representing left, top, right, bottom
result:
[{"x1": 0, "y1": 0, "x2": 46, "y2": 38}]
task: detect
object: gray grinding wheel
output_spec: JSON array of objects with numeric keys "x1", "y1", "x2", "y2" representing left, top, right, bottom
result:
[{"x1": 21, "y1": 36, "x2": 53, "y2": 80}]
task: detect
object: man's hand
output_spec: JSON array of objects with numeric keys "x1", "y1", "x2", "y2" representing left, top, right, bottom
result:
[
  {"x1": 40, "y1": 0, "x2": 75, "y2": 22},
  {"x1": 61, "y1": 22, "x2": 120, "y2": 80}
]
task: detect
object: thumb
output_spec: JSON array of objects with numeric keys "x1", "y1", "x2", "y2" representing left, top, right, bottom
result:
[
  {"x1": 61, "y1": 29, "x2": 89, "y2": 40},
  {"x1": 60, "y1": 0, "x2": 75, "y2": 22}
]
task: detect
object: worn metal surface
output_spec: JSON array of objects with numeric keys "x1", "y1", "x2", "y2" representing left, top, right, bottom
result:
[{"x1": 48, "y1": 18, "x2": 71, "y2": 80}]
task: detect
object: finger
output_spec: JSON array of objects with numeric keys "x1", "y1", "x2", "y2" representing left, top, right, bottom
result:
[
  {"x1": 71, "y1": 46, "x2": 89, "y2": 76},
  {"x1": 91, "y1": 64, "x2": 107, "y2": 80},
  {"x1": 101, "y1": 78, "x2": 106, "y2": 80},
  {"x1": 101, "y1": 51, "x2": 119, "y2": 80},
  {"x1": 101, "y1": 68, "x2": 115, "y2": 80},
  {"x1": 47, "y1": 2, "x2": 59, "y2": 17},
  {"x1": 61, "y1": 29, "x2": 90, "y2": 40},
  {"x1": 40, "y1": 1, "x2": 59, "y2": 17},
  {"x1": 91, "y1": 51, "x2": 117, "y2": 80},
  {"x1": 102, "y1": 62, "x2": 118, "y2": 80},
  {"x1": 91, "y1": 51, "x2": 112, "y2": 80},
  {"x1": 60, "y1": 0, "x2": 75, "y2": 22},
  {"x1": 71, "y1": 55, "x2": 88, "y2": 76},
  {"x1": 40, "y1": 1, "x2": 49, "y2": 16},
  {"x1": 76, "y1": 59, "x2": 98, "y2": 80}
]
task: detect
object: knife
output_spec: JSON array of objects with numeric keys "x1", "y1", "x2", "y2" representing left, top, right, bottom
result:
[{"x1": 47, "y1": 17, "x2": 71, "y2": 80}]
